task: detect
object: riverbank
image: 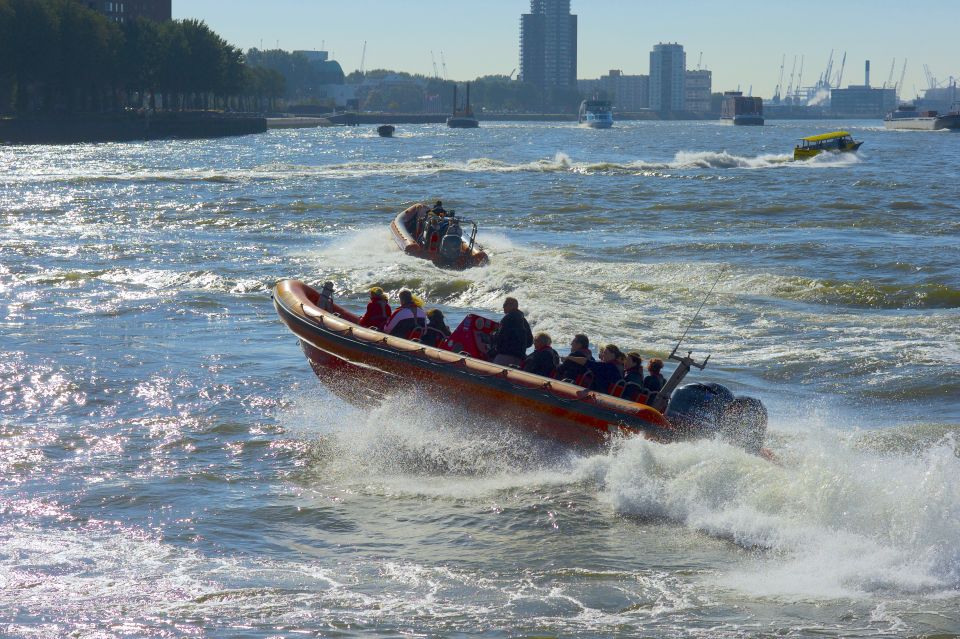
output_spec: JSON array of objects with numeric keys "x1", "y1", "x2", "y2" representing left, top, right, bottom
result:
[{"x1": 0, "y1": 112, "x2": 267, "y2": 145}]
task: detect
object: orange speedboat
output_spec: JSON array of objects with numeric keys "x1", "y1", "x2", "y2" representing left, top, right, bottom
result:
[
  {"x1": 273, "y1": 279, "x2": 770, "y2": 452},
  {"x1": 390, "y1": 204, "x2": 488, "y2": 269}
]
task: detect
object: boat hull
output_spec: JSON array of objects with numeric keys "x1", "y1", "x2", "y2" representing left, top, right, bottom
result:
[
  {"x1": 721, "y1": 114, "x2": 765, "y2": 126},
  {"x1": 273, "y1": 280, "x2": 675, "y2": 448},
  {"x1": 447, "y1": 117, "x2": 479, "y2": 128},
  {"x1": 884, "y1": 114, "x2": 960, "y2": 130},
  {"x1": 794, "y1": 141, "x2": 862, "y2": 161},
  {"x1": 580, "y1": 119, "x2": 613, "y2": 129},
  {"x1": 390, "y1": 209, "x2": 488, "y2": 269}
]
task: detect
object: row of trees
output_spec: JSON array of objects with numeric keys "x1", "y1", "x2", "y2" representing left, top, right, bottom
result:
[
  {"x1": 342, "y1": 70, "x2": 577, "y2": 113},
  {"x1": 0, "y1": 0, "x2": 285, "y2": 115}
]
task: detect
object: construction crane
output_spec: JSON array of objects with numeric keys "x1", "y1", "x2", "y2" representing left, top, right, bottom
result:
[
  {"x1": 697, "y1": 51, "x2": 703, "y2": 70},
  {"x1": 359, "y1": 40, "x2": 367, "y2": 75},
  {"x1": 835, "y1": 51, "x2": 846, "y2": 88},
  {"x1": 774, "y1": 54, "x2": 786, "y2": 101},
  {"x1": 440, "y1": 50, "x2": 449, "y2": 81},
  {"x1": 430, "y1": 51, "x2": 439, "y2": 79},
  {"x1": 508, "y1": 68, "x2": 516, "y2": 80},
  {"x1": 884, "y1": 58, "x2": 896, "y2": 88},
  {"x1": 896, "y1": 58, "x2": 908, "y2": 97}
]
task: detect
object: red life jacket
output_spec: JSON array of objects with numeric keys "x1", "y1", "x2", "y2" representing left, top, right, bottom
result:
[{"x1": 360, "y1": 299, "x2": 392, "y2": 330}]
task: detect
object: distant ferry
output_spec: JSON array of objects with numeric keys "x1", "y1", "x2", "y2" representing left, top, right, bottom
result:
[
  {"x1": 578, "y1": 99, "x2": 613, "y2": 128},
  {"x1": 884, "y1": 104, "x2": 960, "y2": 130},
  {"x1": 720, "y1": 91, "x2": 764, "y2": 125}
]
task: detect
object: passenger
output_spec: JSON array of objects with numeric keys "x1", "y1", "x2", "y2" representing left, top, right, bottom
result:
[
  {"x1": 570, "y1": 344, "x2": 623, "y2": 393},
  {"x1": 489, "y1": 296, "x2": 534, "y2": 367},
  {"x1": 556, "y1": 333, "x2": 593, "y2": 381},
  {"x1": 421, "y1": 308, "x2": 452, "y2": 347},
  {"x1": 383, "y1": 289, "x2": 427, "y2": 338},
  {"x1": 432, "y1": 200, "x2": 446, "y2": 216},
  {"x1": 522, "y1": 332, "x2": 560, "y2": 377},
  {"x1": 317, "y1": 281, "x2": 335, "y2": 311},
  {"x1": 400, "y1": 203, "x2": 429, "y2": 235},
  {"x1": 643, "y1": 358, "x2": 667, "y2": 393},
  {"x1": 623, "y1": 351, "x2": 644, "y2": 385},
  {"x1": 359, "y1": 287, "x2": 392, "y2": 331}
]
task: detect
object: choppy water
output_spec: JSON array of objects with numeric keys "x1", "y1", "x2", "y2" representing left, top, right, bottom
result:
[{"x1": 2, "y1": 120, "x2": 959, "y2": 638}]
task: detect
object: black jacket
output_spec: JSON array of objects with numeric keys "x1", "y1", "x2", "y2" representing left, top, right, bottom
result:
[
  {"x1": 491, "y1": 309, "x2": 533, "y2": 358},
  {"x1": 522, "y1": 347, "x2": 560, "y2": 377}
]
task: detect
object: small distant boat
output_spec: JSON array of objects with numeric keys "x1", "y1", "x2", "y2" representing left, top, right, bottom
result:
[
  {"x1": 578, "y1": 99, "x2": 614, "y2": 128},
  {"x1": 447, "y1": 83, "x2": 479, "y2": 129},
  {"x1": 390, "y1": 203, "x2": 488, "y2": 269},
  {"x1": 884, "y1": 104, "x2": 960, "y2": 130},
  {"x1": 794, "y1": 131, "x2": 863, "y2": 160},
  {"x1": 720, "y1": 91, "x2": 764, "y2": 126},
  {"x1": 377, "y1": 124, "x2": 395, "y2": 137}
]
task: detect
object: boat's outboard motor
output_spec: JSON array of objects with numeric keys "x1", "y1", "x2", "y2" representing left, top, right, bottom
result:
[
  {"x1": 665, "y1": 383, "x2": 767, "y2": 453},
  {"x1": 718, "y1": 396, "x2": 768, "y2": 455},
  {"x1": 666, "y1": 383, "x2": 735, "y2": 435},
  {"x1": 439, "y1": 219, "x2": 463, "y2": 263}
]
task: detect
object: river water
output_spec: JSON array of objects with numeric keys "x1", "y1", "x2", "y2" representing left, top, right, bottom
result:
[{"x1": 2, "y1": 120, "x2": 958, "y2": 638}]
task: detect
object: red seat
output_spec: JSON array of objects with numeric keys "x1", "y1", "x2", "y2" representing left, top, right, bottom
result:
[{"x1": 574, "y1": 370, "x2": 594, "y2": 388}]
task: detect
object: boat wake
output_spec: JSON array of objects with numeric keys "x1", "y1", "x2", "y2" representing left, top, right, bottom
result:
[
  {"x1": 281, "y1": 383, "x2": 960, "y2": 600},
  {"x1": 16, "y1": 150, "x2": 860, "y2": 185},
  {"x1": 584, "y1": 425, "x2": 960, "y2": 599}
]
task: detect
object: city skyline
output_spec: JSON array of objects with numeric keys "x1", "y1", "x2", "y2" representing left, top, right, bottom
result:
[{"x1": 173, "y1": 0, "x2": 960, "y2": 100}]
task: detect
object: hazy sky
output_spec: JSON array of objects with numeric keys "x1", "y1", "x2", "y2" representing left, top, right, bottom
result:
[{"x1": 174, "y1": 1, "x2": 959, "y2": 100}]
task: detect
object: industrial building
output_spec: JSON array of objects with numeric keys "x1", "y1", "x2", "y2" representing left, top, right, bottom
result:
[{"x1": 830, "y1": 61, "x2": 896, "y2": 117}]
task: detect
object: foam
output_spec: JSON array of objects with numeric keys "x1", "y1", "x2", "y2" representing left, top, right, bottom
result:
[{"x1": 586, "y1": 430, "x2": 960, "y2": 599}]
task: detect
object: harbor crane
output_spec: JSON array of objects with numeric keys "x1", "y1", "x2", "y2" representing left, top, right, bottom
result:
[
  {"x1": 885, "y1": 58, "x2": 896, "y2": 89},
  {"x1": 431, "y1": 51, "x2": 439, "y2": 78},
  {"x1": 797, "y1": 55, "x2": 805, "y2": 98},
  {"x1": 359, "y1": 41, "x2": 367, "y2": 75},
  {"x1": 774, "y1": 54, "x2": 786, "y2": 101},
  {"x1": 835, "y1": 51, "x2": 846, "y2": 88},
  {"x1": 697, "y1": 51, "x2": 703, "y2": 70},
  {"x1": 786, "y1": 55, "x2": 798, "y2": 101},
  {"x1": 440, "y1": 51, "x2": 449, "y2": 81},
  {"x1": 896, "y1": 59, "x2": 908, "y2": 97}
]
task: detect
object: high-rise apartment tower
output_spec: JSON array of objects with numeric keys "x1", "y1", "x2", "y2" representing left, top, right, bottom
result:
[
  {"x1": 649, "y1": 43, "x2": 686, "y2": 112},
  {"x1": 519, "y1": 0, "x2": 578, "y2": 91}
]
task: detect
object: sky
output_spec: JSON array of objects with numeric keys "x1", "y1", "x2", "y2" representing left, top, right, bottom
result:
[{"x1": 174, "y1": 0, "x2": 960, "y2": 100}]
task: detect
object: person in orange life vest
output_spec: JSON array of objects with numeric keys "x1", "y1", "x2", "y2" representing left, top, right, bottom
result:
[
  {"x1": 384, "y1": 289, "x2": 427, "y2": 338},
  {"x1": 359, "y1": 287, "x2": 392, "y2": 331}
]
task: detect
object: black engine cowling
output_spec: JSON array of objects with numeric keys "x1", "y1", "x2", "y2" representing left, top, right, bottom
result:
[{"x1": 666, "y1": 383, "x2": 767, "y2": 454}]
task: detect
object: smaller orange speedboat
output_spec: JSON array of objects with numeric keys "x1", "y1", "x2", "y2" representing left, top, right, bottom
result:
[{"x1": 391, "y1": 204, "x2": 488, "y2": 269}]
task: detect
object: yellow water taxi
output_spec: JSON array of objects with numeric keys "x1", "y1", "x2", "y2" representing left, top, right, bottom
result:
[{"x1": 793, "y1": 131, "x2": 863, "y2": 160}]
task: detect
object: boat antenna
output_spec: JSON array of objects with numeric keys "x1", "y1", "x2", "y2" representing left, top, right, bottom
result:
[
  {"x1": 671, "y1": 265, "x2": 726, "y2": 358},
  {"x1": 651, "y1": 265, "x2": 727, "y2": 413}
]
